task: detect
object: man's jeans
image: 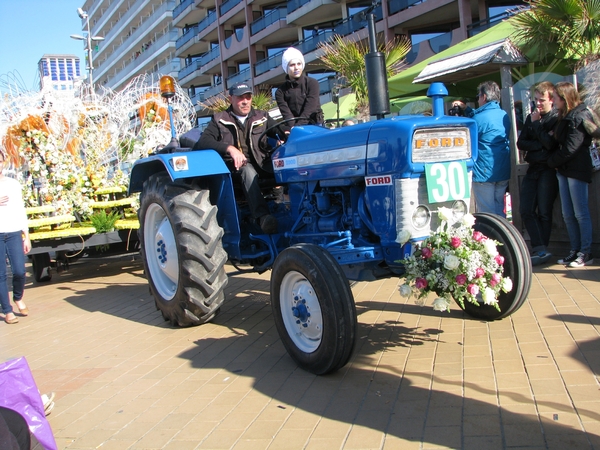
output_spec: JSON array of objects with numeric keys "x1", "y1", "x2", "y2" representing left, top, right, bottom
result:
[
  {"x1": 556, "y1": 173, "x2": 593, "y2": 254},
  {"x1": 233, "y1": 163, "x2": 270, "y2": 219},
  {"x1": 0, "y1": 231, "x2": 26, "y2": 314},
  {"x1": 519, "y1": 167, "x2": 559, "y2": 252},
  {"x1": 473, "y1": 180, "x2": 509, "y2": 217}
]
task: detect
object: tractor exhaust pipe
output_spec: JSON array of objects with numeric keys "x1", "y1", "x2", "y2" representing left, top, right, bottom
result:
[{"x1": 365, "y1": 13, "x2": 390, "y2": 120}]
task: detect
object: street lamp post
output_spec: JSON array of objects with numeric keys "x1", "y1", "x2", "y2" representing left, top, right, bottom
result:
[{"x1": 70, "y1": 7, "x2": 104, "y2": 91}]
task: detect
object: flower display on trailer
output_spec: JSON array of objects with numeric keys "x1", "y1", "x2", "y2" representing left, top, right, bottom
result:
[
  {"x1": 398, "y1": 208, "x2": 513, "y2": 312},
  {"x1": 0, "y1": 73, "x2": 195, "y2": 219}
]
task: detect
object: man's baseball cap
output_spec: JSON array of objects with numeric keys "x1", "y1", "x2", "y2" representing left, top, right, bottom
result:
[{"x1": 229, "y1": 82, "x2": 253, "y2": 96}]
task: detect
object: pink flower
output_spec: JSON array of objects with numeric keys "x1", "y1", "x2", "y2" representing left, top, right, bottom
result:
[
  {"x1": 490, "y1": 273, "x2": 501, "y2": 287},
  {"x1": 421, "y1": 247, "x2": 433, "y2": 259},
  {"x1": 450, "y1": 237, "x2": 461, "y2": 248},
  {"x1": 475, "y1": 268, "x2": 485, "y2": 278},
  {"x1": 467, "y1": 284, "x2": 479, "y2": 296},
  {"x1": 495, "y1": 254, "x2": 505, "y2": 265},
  {"x1": 472, "y1": 231, "x2": 484, "y2": 242},
  {"x1": 455, "y1": 274, "x2": 467, "y2": 285},
  {"x1": 415, "y1": 278, "x2": 428, "y2": 290}
]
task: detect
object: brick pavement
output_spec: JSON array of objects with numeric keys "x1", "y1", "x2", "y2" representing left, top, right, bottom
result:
[{"x1": 1, "y1": 253, "x2": 600, "y2": 449}]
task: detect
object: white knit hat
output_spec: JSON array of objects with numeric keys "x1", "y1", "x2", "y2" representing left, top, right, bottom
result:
[{"x1": 282, "y1": 47, "x2": 305, "y2": 74}]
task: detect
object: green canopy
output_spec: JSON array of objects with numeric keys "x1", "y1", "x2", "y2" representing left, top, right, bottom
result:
[
  {"x1": 322, "y1": 93, "x2": 356, "y2": 121},
  {"x1": 388, "y1": 20, "x2": 522, "y2": 99}
]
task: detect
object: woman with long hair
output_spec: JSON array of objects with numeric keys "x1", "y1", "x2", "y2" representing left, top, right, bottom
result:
[{"x1": 547, "y1": 82, "x2": 595, "y2": 267}]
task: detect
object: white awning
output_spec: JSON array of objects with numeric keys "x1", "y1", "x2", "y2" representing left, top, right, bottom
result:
[{"x1": 413, "y1": 39, "x2": 527, "y2": 84}]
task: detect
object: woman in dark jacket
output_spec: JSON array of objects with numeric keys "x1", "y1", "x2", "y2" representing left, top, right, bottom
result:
[
  {"x1": 275, "y1": 47, "x2": 323, "y2": 134},
  {"x1": 547, "y1": 81, "x2": 594, "y2": 267}
]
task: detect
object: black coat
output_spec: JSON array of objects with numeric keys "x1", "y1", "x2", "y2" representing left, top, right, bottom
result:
[
  {"x1": 275, "y1": 74, "x2": 323, "y2": 131},
  {"x1": 194, "y1": 107, "x2": 278, "y2": 174},
  {"x1": 517, "y1": 108, "x2": 558, "y2": 172},
  {"x1": 547, "y1": 103, "x2": 594, "y2": 183}
]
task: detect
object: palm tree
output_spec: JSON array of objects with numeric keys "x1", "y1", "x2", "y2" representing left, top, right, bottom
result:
[
  {"x1": 319, "y1": 34, "x2": 411, "y2": 119},
  {"x1": 198, "y1": 89, "x2": 276, "y2": 113},
  {"x1": 511, "y1": 0, "x2": 600, "y2": 69}
]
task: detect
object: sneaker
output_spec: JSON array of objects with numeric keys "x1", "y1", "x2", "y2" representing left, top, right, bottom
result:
[
  {"x1": 568, "y1": 252, "x2": 594, "y2": 268},
  {"x1": 531, "y1": 251, "x2": 552, "y2": 266},
  {"x1": 41, "y1": 392, "x2": 56, "y2": 410},
  {"x1": 44, "y1": 401, "x2": 54, "y2": 416},
  {"x1": 558, "y1": 250, "x2": 579, "y2": 265},
  {"x1": 259, "y1": 214, "x2": 278, "y2": 234}
]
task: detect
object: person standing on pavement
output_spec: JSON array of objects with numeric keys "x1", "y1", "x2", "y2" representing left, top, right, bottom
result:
[
  {"x1": 517, "y1": 81, "x2": 559, "y2": 266},
  {"x1": 0, "y1": 149, "x2": 31, "y2": 324},
  {"x1": 547, "y1": 81, "x2": 595, "y2": 267},
  {"x1": 452, "y1": 81, "x2": 511, "y2": 217},
  {"x1": 275, "y1": 47, "x2": 324, "y2": 134},
  {"x1": 194, "y1": 82, "x2": 280, "y2": 234}
]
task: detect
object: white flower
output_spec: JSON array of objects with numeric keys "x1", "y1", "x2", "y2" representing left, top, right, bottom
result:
[
  {"x1": 396, "y1": 229, "x2": 412, "y2": 245},
  {"x1": 432, "y1": 297, "x2": 451, "y2": 312},
  {"x1": 438, "y1": 207, "x2": 453, "y2": 222},
  {"x1": 502, "y1": 277, "x2": 513, "y2": 293},
  {"x1": 482, "y1": 287, "x2": 497, "y2": 305},
  {"x1": 444, "y1": 254, "x2": 460, "y2": 270},
  {"x1": 398, "y1": 284, "x2": 412, "y2": 298},
  {"x1": 483, "y1": 239, "x2": 498, "y2": 256},
  {"x1": 462, "y1": 213, "x2": 476, "y2": 228}
]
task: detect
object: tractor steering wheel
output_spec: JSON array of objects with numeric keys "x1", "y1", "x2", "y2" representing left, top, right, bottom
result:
[{"x1": 258, "y1": 117, "x2": 312, "y2": 154}]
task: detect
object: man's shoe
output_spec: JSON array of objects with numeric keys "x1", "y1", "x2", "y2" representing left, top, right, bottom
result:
[
  {"x1": 568, "y1": 252, "x2": 594, "y2": 268},
  {"x1": 259, "y1": 214, "x2": 278, "y2": 234},
  {"x1": 41, "y1": 392, "x2": 56, "y2": 410},
  {"x1": 558, "y1": 250, "x2": 579, "y2": 265},
  {"x1": 531, "y1": 251, "x2": 552, "y2": 266}
]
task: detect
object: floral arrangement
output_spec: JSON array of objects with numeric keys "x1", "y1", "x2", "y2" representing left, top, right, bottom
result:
[{"x1": 397, "y1": 208, "x2": 513, "y2": 312}]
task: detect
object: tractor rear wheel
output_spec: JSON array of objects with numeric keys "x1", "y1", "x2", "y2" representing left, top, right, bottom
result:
[{"x1": 138, "y1": 174, "x2": 228, "y2": 326}]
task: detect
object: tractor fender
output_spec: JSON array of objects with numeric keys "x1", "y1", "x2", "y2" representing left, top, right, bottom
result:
[
  {"x1": 129, "y1": 149, "x2": 242, "y2": 259},
  {"x1": 128, "y1": 150, "x2": 230, "y2": 194}
]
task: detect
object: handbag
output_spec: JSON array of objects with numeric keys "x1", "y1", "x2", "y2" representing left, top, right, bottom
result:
[{"x1": 0, "y1": 357, "x2": 57, "y2": 450}]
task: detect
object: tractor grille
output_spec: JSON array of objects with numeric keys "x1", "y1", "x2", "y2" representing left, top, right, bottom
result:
[{"x1": 412, "y1": 127, "x2": 471, "y2": 163}]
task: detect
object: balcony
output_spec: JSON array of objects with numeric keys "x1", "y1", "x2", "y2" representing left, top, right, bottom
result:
[
  {"x1": 429, "y1": 31, "x2": 452, "y2": 53},
  {"x1": 176, "y1": 25, "x2": 199, "y2": 50},
  {"x1": 287, "y1": 0, "x2": 311, "y2": 14},
  {"x1": 250, "y1": 7, "x2": 286, "y2": 35},
  {"x1": 197, "y1": 10, "x2": 218, "y2": 42},
  {"x1": 225, "y1": 67, "x2": 251, "y2": 89},
  {"x1": 178, "y1": 46, "x2": 221, "y2": 80},
  {"x1": 387, "y1": 0, "x2": 423, "y2": 16},
  {"x1": 203, "y1": 83, "x2": 225, "y2": 99},
  {"x1": 332, "y1": 5, "x2": 382, "y2": 37},
  {"x1": 468, "y1": 10, "x2": 519, "y2": 37},
  {"x1": 286, "y1": 0, "x2": 341, "y2": 27},
  {"x1": 219, "y1": 0, "x2": 242, "y2": 17},
  {"x1": 173, "y1": 0, "x2": 209, "y2": 26}
]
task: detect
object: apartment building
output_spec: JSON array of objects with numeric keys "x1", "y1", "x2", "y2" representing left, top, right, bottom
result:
[
  {"x1": 79, "y1": 0, "x2": 523, "y2": 120},
  {"x1": 38, "y1": 55, "x2": 81, "y2": 91},
  {"x1": 81, "y1": 0, "x2": 180, "y2": 92}
]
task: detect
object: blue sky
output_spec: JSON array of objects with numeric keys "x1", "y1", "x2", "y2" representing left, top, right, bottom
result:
[{"x1": 0, "y1": 0, "x2": 87, "y2": 92}]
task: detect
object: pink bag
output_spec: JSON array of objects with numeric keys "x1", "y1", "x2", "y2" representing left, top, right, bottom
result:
[{"x1": 0, "y1": 357, "x2": 57, "y2": 450}]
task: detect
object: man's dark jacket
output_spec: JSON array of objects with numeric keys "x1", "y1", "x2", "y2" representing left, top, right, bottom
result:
[
  {"x1": 517, "y1": 108, "x2": 558, "y2": 173},
  {"x1": 194, "y1": 106, "x2": 277, "y2": 174},
  {"x1": 548, "y1": 103, "x2": 594, "y2": 183},
  {"x1": 275, "y1": 74, "x2": 323, "y2": 131}
]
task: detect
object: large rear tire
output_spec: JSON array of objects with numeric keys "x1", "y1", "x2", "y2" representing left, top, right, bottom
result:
[
  {"x1": 138, "y1": 174, "x2": 228, "y2": 326},
  {"x1": 271, "y1": 244, "x2": 357, "y2": 375},
  {"x1": 457, "y1": 213, "x2": 531, "y2": 320}
]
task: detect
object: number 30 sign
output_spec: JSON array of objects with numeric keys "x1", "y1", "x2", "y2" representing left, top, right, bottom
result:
[{"x1": 424, "y1": 161, "x2": 471, "y2": 203}]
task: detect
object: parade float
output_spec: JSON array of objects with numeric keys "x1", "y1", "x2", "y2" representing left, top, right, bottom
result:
[{"x1": 0, "y1": 75, "x2": 195, "y2": 281}]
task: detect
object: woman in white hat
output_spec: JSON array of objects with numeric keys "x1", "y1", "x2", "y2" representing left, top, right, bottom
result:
[{"x1": 275, "y1": 47, "x2": 324, "y2": 134}]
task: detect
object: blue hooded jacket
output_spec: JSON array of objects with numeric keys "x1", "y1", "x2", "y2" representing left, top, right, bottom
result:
[{"x1": 465, "y1": 101, "x2": 511, "y2": 182}]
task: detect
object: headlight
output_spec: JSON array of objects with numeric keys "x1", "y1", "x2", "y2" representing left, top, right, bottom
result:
[
  {"x1": 412, "y1": 206, "x2": 431, "y2": 229},
  {"x1": 452, "y1": 200, "x2": 468, "y2": 221}
]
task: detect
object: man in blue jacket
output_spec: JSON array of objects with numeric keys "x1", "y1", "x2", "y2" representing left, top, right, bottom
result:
[{"x1": 452, "y1": 81, "x2": 511, "y2": 217}]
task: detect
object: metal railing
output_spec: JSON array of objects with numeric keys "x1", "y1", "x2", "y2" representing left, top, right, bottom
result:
[
  {"x1": 197, "y1": 10, "x2": 217, "y2": 34},
  {"x1": 467, "y1": 10, "x2": 520, "y2": 37}
]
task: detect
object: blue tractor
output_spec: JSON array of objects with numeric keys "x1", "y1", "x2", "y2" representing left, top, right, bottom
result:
[{"x1": 128, "y1": 77, "x2": 531, "y2": 374}]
